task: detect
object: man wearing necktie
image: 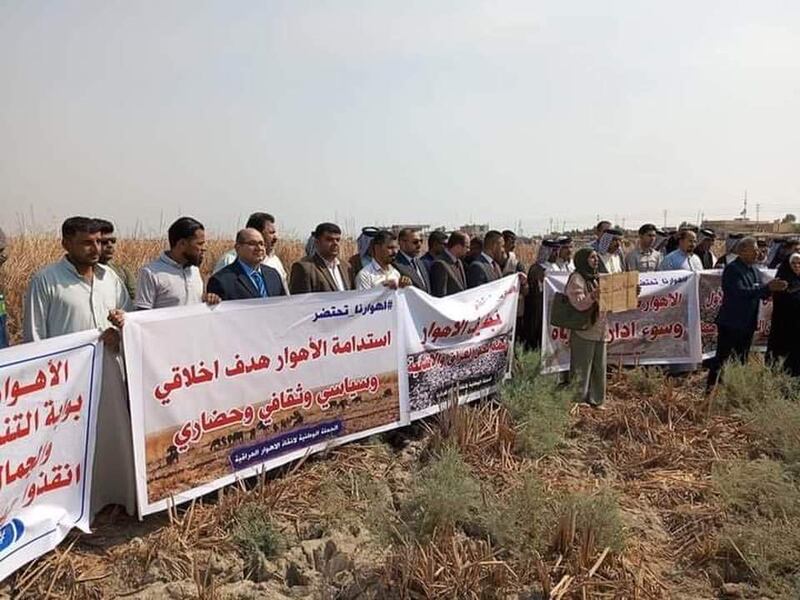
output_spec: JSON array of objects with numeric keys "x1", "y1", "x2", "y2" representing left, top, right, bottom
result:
[
  {"x1": 393, "y1": 228, "x2": 431, "y2": 293},
  {"x1": 207, "y1": 228, "x2": 286, "y2": 301},
  {"x1": 429, "y1": 231, "x2": 470, "y2": 297},
  {"x1": 466, "y1": 230, "x2": 506, "y2": 288}
]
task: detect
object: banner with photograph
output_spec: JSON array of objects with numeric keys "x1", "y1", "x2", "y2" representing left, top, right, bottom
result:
[
  {"x1": 542, "y1": 270, "x2": 702, "y2": 373},
  {"x1": 0, "y1": 331, "x2": 102, "y2": 581},
  {"x1": 699, "y1": 269, "x2": 776, "y2": 358},
  {"x1": 400, "y1": 276, "x2": 519, "y2": 420},
  {"x1": 123, "y1": 290, "x2": 404, "y2": 515}
]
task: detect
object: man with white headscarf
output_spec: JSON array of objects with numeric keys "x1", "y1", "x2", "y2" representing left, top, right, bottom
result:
[
  {"x1": 523, "y1": 239, "x2": 559, "y2": 350},
  {"x1": 714, "y1": 233, "x2": 745, "y2": 269},
  {"x1": 548, "y1": 236, "x2": 574, "y2": 272},
  {"x1": 596, "y1": 228, "x2": 624, "y2": 274},
  {"x1": 348, "y1": 226, "x2": 381, "y2": 278},
  {"x1": 694, "y1": 228, "x2": 717, "y2": 269}
]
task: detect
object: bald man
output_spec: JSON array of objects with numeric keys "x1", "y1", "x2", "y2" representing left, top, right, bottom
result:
[{"x1": 207, "y1": 228, "x2": 285, "y2": 300}]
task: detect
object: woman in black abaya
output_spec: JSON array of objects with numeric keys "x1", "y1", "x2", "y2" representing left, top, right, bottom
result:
[{"x1": 767, "y1": 253, "x2": 800, "y2": 376}]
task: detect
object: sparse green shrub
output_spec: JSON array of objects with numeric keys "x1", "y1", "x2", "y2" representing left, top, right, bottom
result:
[
  {"x1": 485, "y1": 471, "x2": 553, "y2": 555},
  {"x1": 713, "y1": 459, "x2": 800, "y2": 519},
  {"x1": 714, "y1": 358, "x2": 798, "y2": 414},
  {"x1": 554, "y1": 488, "x2": 625, "y2": 556},
  {"x1": 626, "y1": 367, "x2": 666, "y2": 397},
  {"x1": 404, "y1": 445, "x2": 481, "y2": 538},
  {"x1": 717, "y1": 518, "x2": 800, "y2": 596},
  {"x1": 502, "y1": 351, "x2": 572, "y2": 459},
  {"x1": 231, "y1": 503, "x2": 283, "y2": 561}
]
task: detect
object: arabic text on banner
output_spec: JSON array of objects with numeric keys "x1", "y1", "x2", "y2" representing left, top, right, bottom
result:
[
  {"x1": 0, "y1": 331, "x2": 102, "y2": 582},
  {"x1": 541, "y1": 270, "x2": 702, "y2": 373},
  {"x1": 401, "y1": 276, "x2": 519, "y2": 420},
  {"x1": 699, "y1": 269, "x2": 775, "y2": 359},
  {"x1": 123, "y1": 289, "x2": 404, "y2": 515}
]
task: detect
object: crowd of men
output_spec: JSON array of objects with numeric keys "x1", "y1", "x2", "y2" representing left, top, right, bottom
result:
[
  {"x1": 0, "y1": 214, "x2": 797, "y2": 516},
  {"x1": 0, "y1": 215, "x2": 798, "y2": 353}
]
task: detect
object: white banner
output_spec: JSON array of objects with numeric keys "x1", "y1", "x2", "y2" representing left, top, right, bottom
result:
[
  {"x1": 401, "y1": 277, "x2": 519, "y2": 420},
  {"x1": 542, "y1": 270, "x2": 702, "y2": 373},
  {"x1": 123, "y1": 290, "x2": 404, "y2": 515},
  {"x1": 699, "y1": 269, "x2": 775, "y2": 359},
  {"x1": 0, "y1": 331, "x2": 102, "y2": 582}
]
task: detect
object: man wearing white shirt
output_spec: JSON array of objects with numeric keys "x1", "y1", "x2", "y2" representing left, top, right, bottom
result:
[
  {"x1": 625, "y1": 223, "x2": 662, "y2": 273},
  {"x1": 548, "y1": 236, "x2": 575, "y2": 272},
  {"x1": 660, "y1": 230, "x2": 704, "y2": 271},
  {"x1": 356, "y1": 230, "x2": 412, "y2": 290},
  {"x1": 213, "y1": 212, "x2": 289, "y2": 294},
  {"x1": 23, "y1": 217, "x2": 136, "y2": 520}
]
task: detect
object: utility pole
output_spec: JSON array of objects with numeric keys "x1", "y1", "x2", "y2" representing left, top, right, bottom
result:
[
  {"x1": 756, "y1": 203, "x2": 760, "y2": 223},
  {"x1": 663, "y1": 210, "x2": 667, "y2": 229}
]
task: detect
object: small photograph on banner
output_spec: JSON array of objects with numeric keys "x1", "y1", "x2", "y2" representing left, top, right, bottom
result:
[
  {"x1": 599, "y1": 271, "x2": 639, "y2": 313},
  {"x1": 407, "y1": 332, "x2": 512, "y2": 413}
]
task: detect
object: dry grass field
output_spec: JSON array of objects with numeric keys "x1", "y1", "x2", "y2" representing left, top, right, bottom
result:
[{"x1": 5, "y1": 234, "x2": 794, "y2": 599}]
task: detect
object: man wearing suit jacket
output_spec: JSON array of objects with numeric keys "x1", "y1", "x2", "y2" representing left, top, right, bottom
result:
[
  {"x1": 207, "y1": 228, "x2": 285, "y2": 300},
  {"x1": 429, "y1": 231, "x2": 470, "y2": 297},
  {"x1": 393, "y1": 228, "x2": 431, "y2": 293},
  {"x1": 466, "y1": 230, "x2": 505, "y2": 289},
  {"x1": 289, "y1": 222, "x2": 354, "y2": 294},
  {"x1": 706, "y1": 237, "x2": 787, "y2": 391}
]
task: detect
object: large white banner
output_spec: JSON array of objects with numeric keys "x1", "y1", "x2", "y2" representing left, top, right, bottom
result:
[
  {"x1": 401, "y1": 277, "x2": 519, "y2": 420},
  {"x1": 123, "y1": 289, "x2": 404, "y2": 515},
  {"x1": 542, "y1": 271, "x2": 702, "y2": 373},
  {"x1": 0, "y1": 331, "x2": 102, "y2": 582}
]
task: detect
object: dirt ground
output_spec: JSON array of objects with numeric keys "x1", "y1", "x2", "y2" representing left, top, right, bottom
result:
[{"x1": 0, "y1": 368, "x2": 762, "y2": 599}]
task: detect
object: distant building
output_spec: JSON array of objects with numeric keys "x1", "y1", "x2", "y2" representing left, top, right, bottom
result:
[
  {"x1": 701, "y1": 218, "x2": 778, "y2": 236},
  {"x1": 388, "y1": 224, "x2": 433, "y2": 236},
  {"x1": 460, "y1": 224, "x2": 490, "y2": 238}
]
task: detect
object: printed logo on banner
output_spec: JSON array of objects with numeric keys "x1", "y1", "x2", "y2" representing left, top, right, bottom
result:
[{"x1": 0, "y1": 331, "x2": 102, "y2": 582}]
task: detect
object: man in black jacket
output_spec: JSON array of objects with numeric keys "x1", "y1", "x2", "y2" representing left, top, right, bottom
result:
[
  {"x1": 707, "y1": 237, "x2": 787, "y2": 391},
  {"x1": 429, "y1": 231, "x2": 470, "y2": 297},
  {"x1": 393, "y1": 228, "x2": 431, "y2": 292},
  {"x1": 207, "y1": 229, "x2": 285, "y2": 301},
  {"x1": 466, "y1": 230, "x2": 504, "y2": 288}
]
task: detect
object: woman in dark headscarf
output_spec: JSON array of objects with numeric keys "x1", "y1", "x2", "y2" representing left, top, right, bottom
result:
[
  {"x1": 767, "y1": 253, "x2": 800, "y2": 376},
  {"x1": 566, "y1": 248, "x2": 608, "y2": 407}
]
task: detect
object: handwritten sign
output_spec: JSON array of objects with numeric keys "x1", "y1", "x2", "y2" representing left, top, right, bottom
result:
[
  {"x1": 598, "y1": 271, "x2": 639, "y2": 313},
  {"x1": 0, "y1": 331, "x2": 102, "y2": 582}
]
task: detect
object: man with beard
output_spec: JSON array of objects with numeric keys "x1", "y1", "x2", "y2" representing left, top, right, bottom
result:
[
  {"x1": 660, "y1": 229, "x2": 704, "y2": 271},
  {"x1": 466, "y1": 230, "x2": 505, "y2": 288},
  {"x1": 624, "y1": 223, "x2": 662, "y2": 272},
  {"x1": 290, "y1": 222, "x2": 354, "y2": 293},
  {"x1": 136, "y1": 216, "x2": 220, "y2": 309},
  {"x1": 694, "y1": 228, "x2": 717, "y2": 269},
  {"x1": 393, "y1": 228, "x2": 430, "y2": 292},
  {"x1": 95, "y1": 218, "x2": 136, "y2": 300},
  {"x1": 23, "y1": 216, "x2": 136, "y2": 519}
]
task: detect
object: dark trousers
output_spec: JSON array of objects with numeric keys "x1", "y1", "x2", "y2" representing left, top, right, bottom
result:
[{"x1": 706, "y1": 325, "x2": 754, "y2": 390}]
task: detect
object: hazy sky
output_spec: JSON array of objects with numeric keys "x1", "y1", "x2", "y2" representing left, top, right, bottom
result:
[{"x1": 1, "y1": 1, "x2": 799, "y2": 237}]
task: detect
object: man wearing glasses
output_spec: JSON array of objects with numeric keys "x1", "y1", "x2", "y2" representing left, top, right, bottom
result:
[
  {"x1": 96, "y1": 218, "x2": 136, "y2": 300},
  {"x1": 393, "y1": 228, "x2": 430, "y2": 292},
  {"x1": 207, "y1": 228, "x2": 285, "y2": 301}
]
